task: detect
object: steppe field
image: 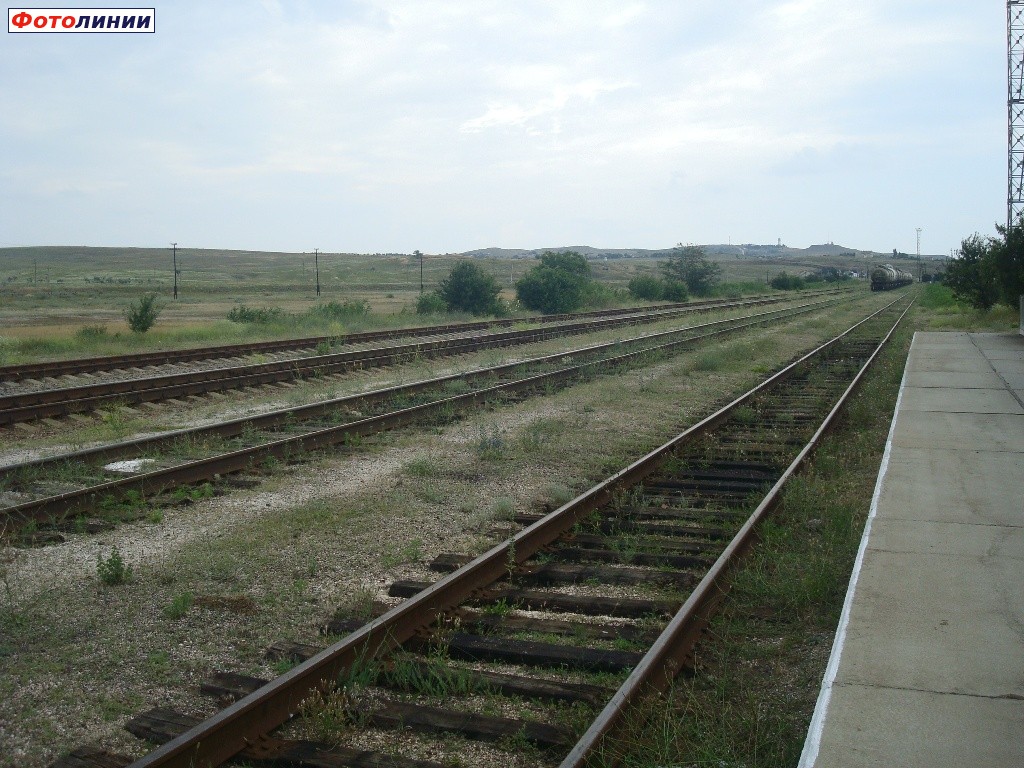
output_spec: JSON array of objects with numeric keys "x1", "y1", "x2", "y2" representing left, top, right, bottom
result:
[{"x1": 0, "y1": 245, "x2": 926, "y2": 353}]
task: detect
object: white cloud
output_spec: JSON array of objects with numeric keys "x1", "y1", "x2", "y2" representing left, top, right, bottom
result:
[{"x1": 0, "y1": 0, "x2": 1005, "y2": 252}]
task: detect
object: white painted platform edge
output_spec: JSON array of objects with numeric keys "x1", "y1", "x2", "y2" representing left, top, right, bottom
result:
[{"x1": 796, "y1": 332, "x2": 915, "y2": 768}]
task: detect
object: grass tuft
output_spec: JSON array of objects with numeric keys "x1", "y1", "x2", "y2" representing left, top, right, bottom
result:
[{"x1": 162, "y1": 591, "x2": 193, "y2": 620}]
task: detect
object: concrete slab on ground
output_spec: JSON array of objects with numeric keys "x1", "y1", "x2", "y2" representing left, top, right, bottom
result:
[
  {"x1": 835, "y1": 546, "x2": 1024, "y2": 695},
  {"x1": 815, "y1": 686, "x2": 1024, "y2": 768},
  {"x1": 902, "y1": 370, "x2": 1006, "y2": 389},
  {"x1": 890, "y1": 411, "x2": 1024, "y2": 451},
  {"x1": 898, "y1": 386, "x2": 1023, "y2": 414},
  {"x1": 876, "y1": 447, "x2": 1024, "y2": 526}
]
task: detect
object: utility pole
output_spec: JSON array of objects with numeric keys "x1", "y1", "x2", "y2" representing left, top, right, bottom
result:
[
  {"x1": 415, "y1": 250, "x2": 423, "y2": 294},
  {"x1": 916, "y1": 228, "x2": 923, "y2": 283},
  {"x1": 171, "y1": 242, "x2": 178, "y2": 300},
  {"x1": 314, "y1": 248, "x2": 320, "y2": 297}
]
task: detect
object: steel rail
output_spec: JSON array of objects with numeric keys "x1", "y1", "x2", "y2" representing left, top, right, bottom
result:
[
  {"x1": 0, "y1": 295, "x2": 806, "y2": 425},
  {"x1": 1, "y1": 297, "x2": 844, "y2": 527},
  {"x1": 0, "y1": 301, "x2": 701, "y2": 382},
  {"x1": 0, "y1": 295, "x2": 844, "y2": 480},
  {"x1": 121, "y1": 294, "x2": 909, "y2": 768},
  {"x1": 0, "y1": 292, "x2": 843, "y2": 383},
  {"x1": 559, "y1": 297, "x2": 914, "y2": 768}
]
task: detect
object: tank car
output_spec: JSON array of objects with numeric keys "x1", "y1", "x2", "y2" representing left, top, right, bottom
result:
[{"x1": 870, "y1": 264, "x2": 914, "y2": 291}]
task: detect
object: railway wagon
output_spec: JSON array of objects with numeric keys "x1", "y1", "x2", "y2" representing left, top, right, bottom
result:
[{"x1": 870, "y1": 264, "x2": 914, "y2": 291}]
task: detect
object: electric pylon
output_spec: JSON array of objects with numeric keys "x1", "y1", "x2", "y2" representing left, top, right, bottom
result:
[{"x1": 1008, "y1": 2, "x2": 1024, "y2": 226}]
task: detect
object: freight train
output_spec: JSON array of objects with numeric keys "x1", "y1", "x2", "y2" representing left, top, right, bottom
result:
[{"x1": 870, "y1": 264, "x2": 914, "y2": 291}]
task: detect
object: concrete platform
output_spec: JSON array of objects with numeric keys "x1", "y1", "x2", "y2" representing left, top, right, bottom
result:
[{"x1": 799, "y1": 332, "x2": 1024, "y2": 768}]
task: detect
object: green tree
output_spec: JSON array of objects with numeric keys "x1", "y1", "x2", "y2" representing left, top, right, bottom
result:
[
  {"x1": 991, "y1": 221, "x2": 1024, "y2": 306},
  {"x1": 945, "y1": 233, "x2": 999, "y2": 310},
  {"x1": 661, "y1": 244, "x2": 721, "y2": 296},
  {"x1": 537, "y1": 250, "x2": 589, "y2": 277},
  {"x1": 516, "y1": 251, "x2": 592, "y2": 313},
  {"x1": 437, "y1": 262, "x2": 501, "y2": 315},
  {"x1": 124, "y1": 293, "x2": 162, "y2": 333}
]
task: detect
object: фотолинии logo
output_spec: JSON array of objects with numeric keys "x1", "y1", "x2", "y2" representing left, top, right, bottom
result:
[{"x1": 8, "y1": 8, "x2": 155, "y2": 32}]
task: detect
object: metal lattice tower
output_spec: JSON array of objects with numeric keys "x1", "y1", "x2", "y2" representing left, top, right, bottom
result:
[{"x1": 1009, "y1": 2, "x2": 1024, "y2": 226}]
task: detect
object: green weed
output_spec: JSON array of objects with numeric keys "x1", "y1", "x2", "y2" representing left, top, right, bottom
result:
[
  {"x1": 475, "y1": 425, "x2": 507, "y2": 460},
  {"x1": 96, "y1": 548, "x2": 132, "y2": 586},
  {"x1": 383, "y1": 654, "x2": 486, "y2": 698},
  {"x1": 163, "y1": 591, "x2": 193, "y2": 620},
  {"x1": 488, "y1": 496, "x2": 516, "y2": 520},
  {"x1": 404, "y1": 457, "x2": 438, "y2": 477},
  {"x1": 381, "y1": 539, "x2": 424, "y2": 568}
]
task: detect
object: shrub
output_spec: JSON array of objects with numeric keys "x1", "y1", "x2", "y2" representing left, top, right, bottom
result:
[
  {"x1": 124, "y1": 293, "x2": 161, "y2": 333},
  {"x1": 438, "y1": 262, "x2": 502, "y2": 315},
  {"x1": 227, "y1": 305, "x2": 288, "y2": 324},
  {"x1": 770, "y1": 272, "x2": 805, "y2": 290},
  {"x1": 662, "y1": 280, "x2": 689, "y2": 301},
  {"x1": 308, "y1": 300, "x2": 370, "y2": 321},
  {"x1": 517, "y1": 266, "x2": 584, "y2": 313},
  {"x1": 516, "y1": 251, "x2": 593, "y2": 313},
  {"x1": 628, "y1": 275, "x2": 665, "y2": 301},
  {"x1": 416, "y1": 291, "x2": 448, "y2": 314}
]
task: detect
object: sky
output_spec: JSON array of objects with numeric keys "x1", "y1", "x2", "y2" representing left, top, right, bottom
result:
[{"x1": 0, "y1": 1, "x2": 1007, "y2": 255}]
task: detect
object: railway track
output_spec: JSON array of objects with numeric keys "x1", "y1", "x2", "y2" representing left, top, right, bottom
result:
[
  {"x1": 0, "y1": 292, "x2": 843, "y2": 387},
  {"x1": 1, "y1": 295, "x2": 848, "y2": 535},
  {"x1": 49, "y1": 294, "x2": 912, "y2": 768},
  {"x1": 0, "y1": 302, "x2": 699, "y2": 384},
  {"x1": 0, "y1": 294, "x2": 846, "y2": 427}
]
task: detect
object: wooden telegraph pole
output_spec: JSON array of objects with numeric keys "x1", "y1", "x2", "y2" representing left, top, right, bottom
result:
[{"x1": 171, "y1": 242, "x2": 178, "y2": 299}]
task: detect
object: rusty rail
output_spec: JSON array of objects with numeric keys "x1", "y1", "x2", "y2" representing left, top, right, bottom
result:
[
  {"x1": 2, "y1": 296, "x2": 842, "y2": 528},
  {"x1": 558, "y1": 297, "x2": 913, "y2": 767},
  {"x1": 119, "y1": 294, "x2": 910, "y2": 768},
  {"x1": 0, "y1": 294, "x2": 822, "y2": 425},
  {"x1": 0, "y1": 292, "x2": 842, "y2": 383}
]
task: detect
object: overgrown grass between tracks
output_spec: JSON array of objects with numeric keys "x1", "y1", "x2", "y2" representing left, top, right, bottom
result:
[{"x1": 594, "y1": 323, "x2": 912, "y2": 768}]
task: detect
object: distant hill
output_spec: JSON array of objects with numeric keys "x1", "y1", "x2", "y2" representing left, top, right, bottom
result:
[
  {"x1": 460, "y1": 246, "x2": 676, "y2": 259},
  {"x1": 459, "y1": 243, "x2": 903, "y2": 260}
]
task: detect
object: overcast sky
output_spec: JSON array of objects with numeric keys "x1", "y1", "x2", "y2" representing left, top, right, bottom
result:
[{"x1": 0, "y1": 1, "x2": 1005, "y2": 255}]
